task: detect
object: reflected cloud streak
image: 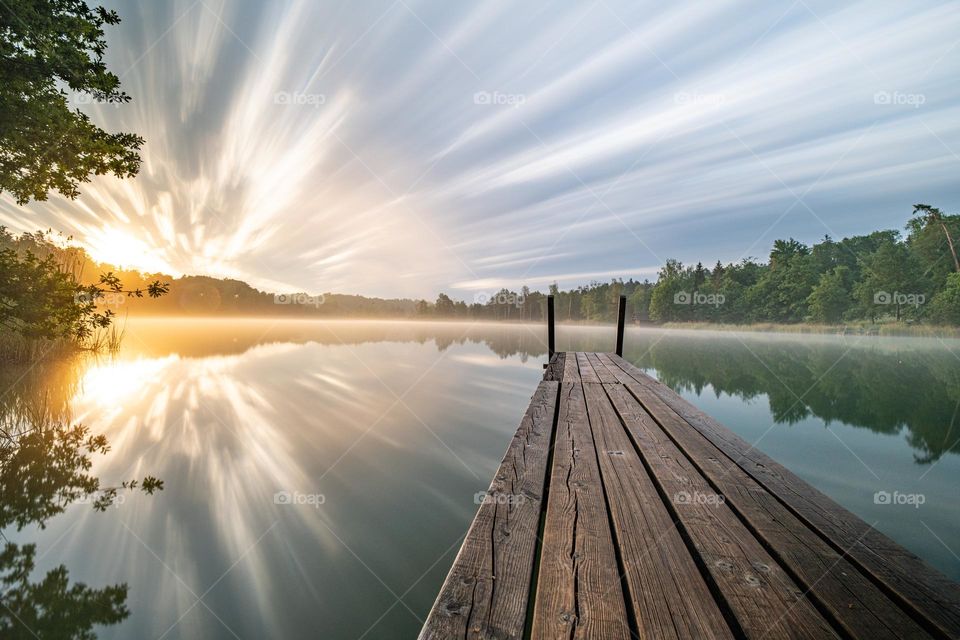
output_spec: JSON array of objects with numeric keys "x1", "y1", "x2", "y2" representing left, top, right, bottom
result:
[{"x1": 3, "y1": 320, "x2": 960, "y2": 636}]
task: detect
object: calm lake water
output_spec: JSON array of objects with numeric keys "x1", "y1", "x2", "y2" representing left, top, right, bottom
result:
[{"x1": 3, "y1": 318, "x2": 959, "y2": 639}]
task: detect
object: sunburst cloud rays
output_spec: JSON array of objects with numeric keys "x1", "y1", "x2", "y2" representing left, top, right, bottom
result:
[{"x1": 3, "y1": 0, "x2": 959, "y2": 297}]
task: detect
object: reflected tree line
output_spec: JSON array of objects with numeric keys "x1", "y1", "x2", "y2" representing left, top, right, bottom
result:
[
  {"x1": 25, "y1": 324, "x2": 957, "y2": 466},
  {"x1": 1, "y1": 327, "x2": 957, "y2": 637},
  {"x1": 621, "y1": 335, "x2": 960, "y2": 464},
  {"x1": 1, "y1": 358, "x2": 162, "y2": 638},
  {"x1": 441, "y1": 328, "x2": 959, "y2": 465}
]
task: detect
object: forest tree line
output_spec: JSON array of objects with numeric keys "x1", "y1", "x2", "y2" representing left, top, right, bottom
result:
[
  {"x1": 4, "y1": 205, "x2": 960, "y2": 333},
  {"x1": 422, "y1": 204, "x2": 960, "y2": 326}
]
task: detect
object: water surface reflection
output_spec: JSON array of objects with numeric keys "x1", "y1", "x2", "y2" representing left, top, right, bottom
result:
[{"x1": 1, "y1": 319, "x2": 957, "y2": 638}]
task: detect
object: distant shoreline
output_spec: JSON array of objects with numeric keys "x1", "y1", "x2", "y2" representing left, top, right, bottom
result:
[
  {"x1": 658, "y1": 321, "x2": 960, "y2": 338},
  {"x1": 118, "y1": 315, "x2": 960, "y2": 338}
]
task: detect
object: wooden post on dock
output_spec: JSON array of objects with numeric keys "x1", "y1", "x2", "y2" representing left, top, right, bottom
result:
[
  {"x1": 547, "y1": 295, "x2": 555, "y2": 359},
  {"x1": 616, "y1": 294, "x2": 626, "y2": 356}
]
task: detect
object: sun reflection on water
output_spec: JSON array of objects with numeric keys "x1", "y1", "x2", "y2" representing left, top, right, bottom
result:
[
  {"x1": 4, "y1": 320, "x2": 960, "y2": 637},
  {"x1": 56, "y1": 341, "x2": 408, "y2": 634},
  {"x1": 18, "y1": 320, "x2": 549, "y2": 639}
]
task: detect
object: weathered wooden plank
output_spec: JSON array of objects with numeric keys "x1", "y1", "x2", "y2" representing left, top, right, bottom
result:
[
  {"x1": 585, "y1": 352, "x2": 619, "y2": 385},
  {"x1": 595, "y1": 353, "x2": 932, "y2": 639},
  {"x1": 420, "y1": 381, "x2": 559, "y2": 640},
  {"x1": 599, "y1": 384, "x2": 839, "y2": 638},
  {"x1": 531, "y1": 379, "x2": 631, "y2": 640},
  {"x1": 562, "y1": 350, "x2": 579, "y2": 382},
  {"x1": 608, "y1": 354, "x2": 960, "y2": 639},
  {"x1": 543, "y1": 352, "x2": 566, "y2": 382},
  {"x1": 574, "y1": 352, "x2": 601, "y2": 384},
  {"x1": 581, "y1": 382, "x2": 735, "y2": 639}
]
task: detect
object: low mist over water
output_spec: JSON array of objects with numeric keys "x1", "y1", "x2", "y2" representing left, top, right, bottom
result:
[{"x1": 3, "y1": 319, "x2": 958, "y2": 638}]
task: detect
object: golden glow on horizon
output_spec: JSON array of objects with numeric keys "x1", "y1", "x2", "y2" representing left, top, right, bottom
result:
[{"x1": 83, "y1": 227, "x2": 180, "y2": 275}]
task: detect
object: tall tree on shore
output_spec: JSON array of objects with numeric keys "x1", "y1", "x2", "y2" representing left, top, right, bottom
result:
[
  {"x1": 0, "y1": 0, "x2": 142, "y2": 204},
  {"x1": 909, "y1": 204, "x2": 960, "y2": 273},
  {"x1": 434, "y1": 293, "x2": 455, "y2": 317},
  {"x1": 857, "y1": 239, "x2": 925, "y2": 321},
  {"x1": 807, "y1": 266, "x2": 852, "y2": 323}
]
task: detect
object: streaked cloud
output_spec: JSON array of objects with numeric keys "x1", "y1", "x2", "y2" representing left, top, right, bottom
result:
[{"x1": 3, "y1": 0, "x2": 958, "y2": 298}]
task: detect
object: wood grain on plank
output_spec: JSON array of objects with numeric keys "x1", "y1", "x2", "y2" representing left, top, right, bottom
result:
[
  {"x1": 600, "y1": 382, "x2": 839, "y2": 638},
  {"x1": 584, "y1": 352, "x2": 620, "y2": 384},
  {"x1": 575, "y1": 352, "x2": 601, "y2": 384},
  {"x1": 598, "y1": 355, "x2": 932, "y2": 640},
  {"x1": 419, "y1": 381, "x2": 558, "y2": 640},
  {"x1": 608, "y1": 354, "x2": 960, "y2": 639},
  {"x1": 581, "y1": 382, "x2": 735, "y2": 639},
  {"x1": 531, "y1": 379, "x2": 631, "y2": 640},
  {"x1": 562, "y1": 350, "x2": 579, "y2": 383},
  {"x1": 544, "y1": 352, "x2": 566, "y2": 382}
]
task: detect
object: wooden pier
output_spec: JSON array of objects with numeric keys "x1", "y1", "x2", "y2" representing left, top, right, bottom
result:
[{"x1": 420, "y1": 302, "x2": 960, "y2": 639}]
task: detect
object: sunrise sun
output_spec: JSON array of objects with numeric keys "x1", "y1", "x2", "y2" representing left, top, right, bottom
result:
[{"x1": 83, "y1": 227, "x2": 178, "y2": 275}]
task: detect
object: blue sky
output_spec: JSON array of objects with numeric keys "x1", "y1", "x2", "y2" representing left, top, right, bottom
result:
[{"x1": 3, "y1": 0, "x2": 959, "y2": 299}]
